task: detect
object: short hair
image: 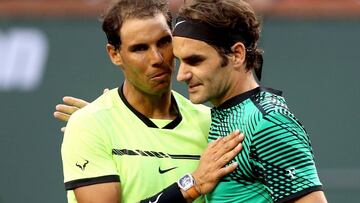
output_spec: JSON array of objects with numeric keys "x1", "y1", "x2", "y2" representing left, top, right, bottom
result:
[
  {"x1": 179, "y1": 0, "x2": 263, "y2": 71},
  {"x1": 101, "y1": 0, "x2": 170, "y2": 50}
]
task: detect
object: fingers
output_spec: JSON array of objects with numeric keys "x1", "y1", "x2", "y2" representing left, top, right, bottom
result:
[
  {"x1": 54, "y1": 96, "x2": 88, "y2": 122},
  {"x1": 56, "y1": 104, "x2": 79, "y2": 115},
  {"x1": 217, "y1": 142, "x2": 243, "y2": 168},
  {"x1": 103, "y1": 88, "x2": 110, "y2": 93},
  {"x1": 53, "y1": 111, "x2": 70, "y2": 122},
  {"x1": 191, "y1": 130, "x2": 245, "y2": 194},
  {"x1": 217, "y1": 162, "x2": 238, "y2": 177},
  {"x1": 212, "y1": 131, "x2": 244, "y2": 161},
  {"x1": 208, "y1": 130, "x2": 239, "y2": 151},
  {"x1": 207, "y1": 136, "x2": 222, "y2": 149},
  {"x1": 63, "y1": 96, "x2": 88, "y2": 108},
  {"x1": 54, "y1": 96, "x2": 88, "y2": 133}
]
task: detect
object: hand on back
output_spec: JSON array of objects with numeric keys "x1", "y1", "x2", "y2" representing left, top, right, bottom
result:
[{"x1": 53, "y1": 89, "x2": 109, "y2": 132}]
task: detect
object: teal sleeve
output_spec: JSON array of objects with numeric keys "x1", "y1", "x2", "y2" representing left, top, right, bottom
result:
[{"x1": 252, "y1": 110, "x2": 322, "y2": 202}]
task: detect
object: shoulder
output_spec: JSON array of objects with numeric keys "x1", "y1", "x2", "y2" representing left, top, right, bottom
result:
[
  {"x1": 251, "y1": 97, "x2": 308, "y2": 146},
  {"x1": 69, "y1": 88, "x2": 119, "y2": 124},
  {"x1": 250, "y1": 88, "x2": 306, "y2": 131},
  {"x1": 250, "y1": 88, "x2": 288, "y2": 116}
]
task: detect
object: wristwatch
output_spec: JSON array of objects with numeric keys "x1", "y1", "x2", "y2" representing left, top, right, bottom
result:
[{"x1": 177, "y1": 173, "x2": 200, "y2": 199}]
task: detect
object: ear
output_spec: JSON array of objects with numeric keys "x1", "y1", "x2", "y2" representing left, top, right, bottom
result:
[
  {"x1": 106, "y1": 44, "x2": 123, "y2": 66},
  {"x1": 230, "y1": 42, "x2": 246, "y2": 70}
]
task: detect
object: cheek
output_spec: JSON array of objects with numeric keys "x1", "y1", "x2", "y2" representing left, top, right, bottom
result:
[
  {"x1": 122, "y1": 59, "x2": 146, "y2": 78},
  {"x1": 206, "y1": 70, "x2": 228, "y2": 93},
  {"x1": 163, "y1": 46, "x2": 174, "y2": 61},
  {"x1": 124, "y1": 55, "x2": 147, "y2": 72},
  {"x1": 202, "y1": 67, "x2": 221, "y2": 86}
]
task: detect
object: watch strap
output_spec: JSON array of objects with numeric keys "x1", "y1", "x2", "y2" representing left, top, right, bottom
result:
[{"x1": 186, "y1": 186, "x2": 200, "y2": 199}]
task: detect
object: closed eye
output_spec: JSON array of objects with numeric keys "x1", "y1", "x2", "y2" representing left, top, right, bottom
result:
[
  {"x1": 183, "y1": 55, "x2": 206, "y2": 66},
  {"x1": 129, "y1": 44, "x2": 149, "y2": 52},
  {"x1": 157, "y1": 35, "x2": 172, "y2": 47}
]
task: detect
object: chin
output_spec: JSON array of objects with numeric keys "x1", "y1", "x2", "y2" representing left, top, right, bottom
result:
[
  {"x1": 156, "y1": 80, "x2": 171, "y2": 89},
  {"x1": 189, "y1": 95, "x2": 207, "y2": 104}
]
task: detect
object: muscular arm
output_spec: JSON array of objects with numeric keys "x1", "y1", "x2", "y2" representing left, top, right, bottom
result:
[{"x1": 74, "y1": 182, "x2": 120, "y2": 203}]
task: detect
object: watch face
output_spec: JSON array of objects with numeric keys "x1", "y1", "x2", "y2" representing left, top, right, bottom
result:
[{"x1": 178, "y1": 174, "x2": 194, "y2": 190}]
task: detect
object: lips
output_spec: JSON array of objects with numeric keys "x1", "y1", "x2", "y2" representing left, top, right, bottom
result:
[
  {"x1": 153, "y1": 71, "x2": 169, "y2": 77},
  {"x1": 150, "y1": 71, "x2": 171, "y2": 81},
  {"x1": 188, "y1": 83, "x2": 201, "y2": 93}
]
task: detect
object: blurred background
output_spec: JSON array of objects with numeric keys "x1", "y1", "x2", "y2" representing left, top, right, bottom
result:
[{"x1": 0, "y1": 0, "x2": 359, "y2": 202}]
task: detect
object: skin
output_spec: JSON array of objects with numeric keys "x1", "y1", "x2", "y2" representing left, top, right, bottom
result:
[
  {"x1": 169, "y1": 0, "x2": 185, "y2": 14},
  {"x1": 108, "y1": 14, "x2": 175, "y2": 120},
  {"x1": 174, "y1": 37, "x2": 258, "y2": 106},
  {"x1": 173, "y1": 36, "x2": 327, "y2": 202},
  {"x1": 64, "y1": 13, "x2": 244, "y2": 203}
]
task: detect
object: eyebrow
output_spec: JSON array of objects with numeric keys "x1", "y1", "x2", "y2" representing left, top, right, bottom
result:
[
  {"x1": 128, "y1": 43, "x2": 148, "y2": 52},
  {"x1": 158, "y1": 35, "x2": 172, "y2": 43},
  {"x1": 182, "y1": 54, "x2": 206, "y2": 63},
  {"x1": 127, "y1": 34, "x2": 172, "y2": 52}
]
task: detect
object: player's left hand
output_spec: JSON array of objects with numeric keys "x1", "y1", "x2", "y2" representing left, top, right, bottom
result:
[
  {"x1": 54, "y1": 89, "x2": 109, "y2": 132},
  {"x1": 192, "y1": 130, "x2": 244, "y2": 194},
  {"x1": 54, "y1": 96, "x2": 89, "y2": 132}
]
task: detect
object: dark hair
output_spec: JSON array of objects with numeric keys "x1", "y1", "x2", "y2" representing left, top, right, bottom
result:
[
  {"x1": 101, "y1": 0, "x2": 170, "y2": 50},
  {"x1": 179, "y1": 0, "x2": 263, "y2": 71}
]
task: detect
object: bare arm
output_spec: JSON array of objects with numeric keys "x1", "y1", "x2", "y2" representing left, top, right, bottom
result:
[
  {"x1": 290, "y1": 191, "x2": 327, "y2": 203},
  {"x1": 74, "y1": 182, "x2": 120, "y2": 203}
]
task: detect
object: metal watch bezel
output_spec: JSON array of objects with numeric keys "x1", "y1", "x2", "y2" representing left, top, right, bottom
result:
[{"x1": 177, "y1": 173, "x2": 195, "y2": 191}]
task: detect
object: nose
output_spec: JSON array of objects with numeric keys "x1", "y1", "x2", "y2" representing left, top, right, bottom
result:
[
  {"x1": 176, "y1": 62, "x2": 192, "y2": 82},
  {"x1": 150, "y1": 47, "x2": 164, "y2": 67}
]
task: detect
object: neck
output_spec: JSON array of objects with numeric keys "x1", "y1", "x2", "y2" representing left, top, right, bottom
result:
[
  {"x1": 212, "y1": 71, "x2": 259, "y2": 107},
  {"x1": 122, "y1": 81, "x2": 176, "y2": 119}
]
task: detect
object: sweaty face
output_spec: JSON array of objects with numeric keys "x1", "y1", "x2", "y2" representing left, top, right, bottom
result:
[
  {"x1": 173, "y1": 37, "x2": 233, "y2": 105},
  {"x1": 118, "y1": 14, "x2": 174, "y2": 96}
]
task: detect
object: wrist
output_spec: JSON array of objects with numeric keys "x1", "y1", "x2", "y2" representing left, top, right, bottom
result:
[
  {"x1": 177, "y1": 173, "x2": 201, "y2": 200},
  {"x1": 140, "y1": 183, "x2": 187, "y2": 203},
  {"x1": 191, "y1": 173, "x2": 202, "y2": 195}
]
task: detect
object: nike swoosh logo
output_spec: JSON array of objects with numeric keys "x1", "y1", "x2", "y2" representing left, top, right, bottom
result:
[
  {"x1": 149, "y1": 193, "x2": 162, "y2": 203},
  {"x1": 173, "y1": 20, "x2": 186, "y2": 30},
  {"x1": 158, "y1": 166, "x2": 178, "y2": 174}
]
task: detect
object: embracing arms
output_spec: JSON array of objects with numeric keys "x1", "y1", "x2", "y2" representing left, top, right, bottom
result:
[{"x1": 55, "y1": 95, "x2": 244, "y2": 203}]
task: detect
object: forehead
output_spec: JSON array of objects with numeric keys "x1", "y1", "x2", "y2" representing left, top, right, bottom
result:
[
  {"x1": 120, "y1": 13, "x2": 171, "y2": 45},
  {"x1": 173, "y1": 36, "x2": 216, "y2": 57}
]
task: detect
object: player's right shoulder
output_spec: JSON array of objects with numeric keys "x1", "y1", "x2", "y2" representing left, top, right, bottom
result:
[{"x1": 69, "y1": 88, "x2": 118, "y2": 121}]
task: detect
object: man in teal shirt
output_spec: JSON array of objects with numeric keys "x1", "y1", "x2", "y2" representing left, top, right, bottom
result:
[{"x1": 172, "y1": 0, "x2": 327, "y2": 202}]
